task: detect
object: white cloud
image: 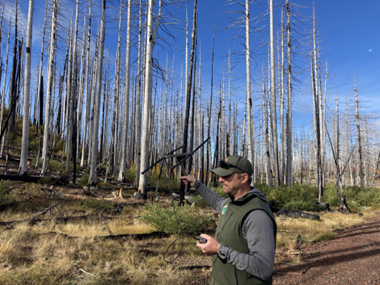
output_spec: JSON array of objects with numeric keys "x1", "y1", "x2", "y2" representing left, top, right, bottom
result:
[{"x1": 369, "y1": 49, "x2": 373, "y2": 52}]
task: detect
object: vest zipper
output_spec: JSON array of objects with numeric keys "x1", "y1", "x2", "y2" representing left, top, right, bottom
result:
[
  {"x1": 221, "y1": 212, "x2": 233, "y2": 231},
  {"x1": 234, "y1": 266, "x2": 239, "y2": 285}
]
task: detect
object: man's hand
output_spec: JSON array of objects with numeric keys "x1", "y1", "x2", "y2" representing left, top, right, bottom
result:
[
  {"x1": 180, "y1": 175, "x2": 196, "y2": 187},
  {"x1": 196, "y1": 234, "x2": 220, "y2": 255}
]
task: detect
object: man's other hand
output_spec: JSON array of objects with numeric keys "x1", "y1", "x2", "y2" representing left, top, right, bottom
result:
[
  {"x1": 180, "y1": 175, "x2": 196, "y2": 187},
  {"x1": 196, "y1": 234, "x2": 220, "y2": 255}
]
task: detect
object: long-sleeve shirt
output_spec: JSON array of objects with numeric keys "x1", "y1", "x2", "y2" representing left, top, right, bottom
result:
[{"x1": 193, "y1": 180, "x2": 275, "y2": 281}]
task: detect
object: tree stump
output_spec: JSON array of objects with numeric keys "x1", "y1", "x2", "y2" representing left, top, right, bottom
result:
[{"x1": 338, "y1": 195, "x2": 351, "y2": 212}]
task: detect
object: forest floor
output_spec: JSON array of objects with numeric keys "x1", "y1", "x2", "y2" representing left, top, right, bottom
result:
[
  {"x1": 1, "y1": 156, "x2": 380, "y2": 284},
  {"x1": 174, "y1": 209, "x2": 380, "y2": 285},
  {"x1": 272, "y1": 212, "x2": 380, "y2": 285}
]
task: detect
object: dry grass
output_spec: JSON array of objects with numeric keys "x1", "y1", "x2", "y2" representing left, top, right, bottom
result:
[
  {"x1": 0, "y1": 215, "x2": 210, "y2": 284},
  {"x1": 275, "y1": 208, "x2": 377, "y2": 251},
  {"x1": 1, "y1": 180, "x2": 379, "y2": 284},
  {"x1": 1, "y1": 207, "x2": 374, "y2": 285}
]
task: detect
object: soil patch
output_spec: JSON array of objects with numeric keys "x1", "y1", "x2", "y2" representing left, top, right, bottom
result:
[{"x1": 273, "y1": 212, "x2": 380, "y2": 285}]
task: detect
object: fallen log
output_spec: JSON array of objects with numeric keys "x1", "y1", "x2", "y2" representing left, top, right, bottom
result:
[
  {"x1": 0, "y1": 175, "x2": 41, "y2": 183},
  {"x1": 0, "y1": 213, "x2": 114, "y2": 227},
  {"x1": 45, "y1": 231, "x2": 170, "y2": 240},
  {"x1": 271, "y1": 208, "x2": 320, "y2": 220},
  {"x1": 30, "y1": 204, "x2": 59, "y2": 223},
  {"x1": 108, "y1": 180, "x2": 133, "y2": 187},
  {"x1": 30, "y1": 213, "x2": 115, "y2": 225},
  {"x1": 125, "y1": 217, "x2": 141, "y2": 225},
  {"x1": 97, "y1": 231, "x2": 170, "y2": 240},
  {"x1": 1, "y1": 207, "x2": 145, "y2": 227},
  {"x1": 177, "y1": 265, "x2": 212, "y2": 271},
  {"x1": 117, "y1": 202, "x2": 145, "y2": 207}
]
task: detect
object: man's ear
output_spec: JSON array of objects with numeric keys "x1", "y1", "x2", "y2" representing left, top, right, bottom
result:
[{"x1": 241, "y1": 173, "x2": 249, "y2": 184}]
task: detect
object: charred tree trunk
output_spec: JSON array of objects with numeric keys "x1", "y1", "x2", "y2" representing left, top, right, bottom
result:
[
  {"x1": 354, "y1": 74, "x2": 364, "y2": 189},
  {"x1": 206, "y1": 24, "x2": 215, "y2": 186},
  {"x1": 180, "y1": 0, "x2": 197, "y2": 202}
]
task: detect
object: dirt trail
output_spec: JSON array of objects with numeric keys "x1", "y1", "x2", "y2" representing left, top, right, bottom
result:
[{"x1": 273, "y1": 212, "x2": 380, "y2": 285}]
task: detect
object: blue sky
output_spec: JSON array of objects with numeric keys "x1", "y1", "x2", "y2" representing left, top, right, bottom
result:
[{"x1": 11, "y1": 0, "x2": 380, "y2": 133}]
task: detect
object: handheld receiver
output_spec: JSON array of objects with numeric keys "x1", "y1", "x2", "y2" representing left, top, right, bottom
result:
[{"x1": 198, "y1": 236, "x2": 208, "y2": 244}]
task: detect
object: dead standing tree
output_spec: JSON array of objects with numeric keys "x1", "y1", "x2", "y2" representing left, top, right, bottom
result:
[
  {"x1": 311, "y1": 52, "x2": 322, "y2": 202},
  {"x1": 18, "y1": 0, "x2": 34, "y2": 175},
  {"x1": 118, "y1": 0, "x2": 132, "y2": 182},
  {"x1": 138, "y1": 0, "x2": 162, "y2": 198},
  {"x1": 269, "y1": 0, "x2": 279, "y2": 187},
  {"x1": 285, "y1": 0, "x2": 293, "y2": 187},
  {"x1": 354, "y1": 72, "x2": 364, "y2": 189},
  {"x1": 0, "y1": 18, "x2": 11, "y2": 158},
  {"x1": 41, "y1": 0, "x2": 58, "y2": 176},
  {"x1": 106, "y1": 1, "x2": 123, "y2": 182},
  {"x1": 65, "y1": 0, "x2": 80, "y2": 174},
  {"x1": 8, "y1": 0, "x2": 19, "y2": 133},
  {"x1": 80, "y1": 0, "x2": 92, "y2": 168},
  {"x1": 223, "y1": 0, "x2": 257, "y2": 183},
  {"x1": 88, "y1": 0, "x2": 106, "y2": 186},
  {"x1": 263, "y1": 72, "x2": 273, "y2": 187},
  {"x1": 134, "y1": 0, "x2": 143, "y2": 187},
  {"x1": 206, "y1": 24, "x2": 215, "y2": 186},
  {"x1": 179, "y1": 0, "x2": 197, "y2": 203}
]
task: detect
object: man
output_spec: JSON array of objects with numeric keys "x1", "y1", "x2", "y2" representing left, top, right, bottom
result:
[{"x1": 181, "y1": 155, "x2": 277, "y2": 285}]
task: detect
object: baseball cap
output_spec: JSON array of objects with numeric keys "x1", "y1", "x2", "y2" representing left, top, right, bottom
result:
[{"x1": 211, "y1": 155, "x2": 253, "y2": 177}]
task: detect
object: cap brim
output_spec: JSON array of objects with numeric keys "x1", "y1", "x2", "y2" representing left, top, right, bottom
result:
[{"x1": 211, "y1": 167, "x2": 235, "y2": 177}]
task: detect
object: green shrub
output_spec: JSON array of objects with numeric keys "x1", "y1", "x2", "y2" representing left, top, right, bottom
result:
[
  {"x1": 77, "y1": 175, "x2": 101, "y2": 187},
  {"x1": 33, "y1": 158, "x2": 66, "y2": 172},
  {"x1": 356, "y1": 189, "x2": 380, "y2": 206},
  {"x1": 256, "y1": 183, "x2": 322, "y2": 211},
  {"x1": 323, "y1": 184, "x2": 380, "y2": 209},
  {"x1": 154, "y1": 176, "x2": 181, "y2": 192},
  {"x1": 48, "y1": 160, "x2": 65, "y2": 172},
  {"x1": 140, "y1": 203, "x2": 211, "y2": 235},
  {"x1": 210, "y1": 185, "x2": 228, "y2": 198},
  {"x1": 28, "y1": 138, "x2": 39, "y2": 153},
  {"x1": 283, "y1": 200, "x2": 325, "y2": 211},
  {"x1": 38, "y1": 176, "x2": 55, "y2": 185},
  {"x1": 188, "y1": 185, "x2": 228, "y2": 208},
  {"x1": 0, "y1": 180, "x2": 16, "y2": 208},
  {"x1": 79, "y1": 198, "x2": 116, "y2": 210},
  {"x1": 78, "y1": 175, "x2": 89, "y2": 186},
  {"x1": 125, "y1": 167, "x2": 136, "y2": 184}
]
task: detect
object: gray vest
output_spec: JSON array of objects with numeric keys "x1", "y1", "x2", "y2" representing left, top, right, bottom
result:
[{"x1": 211, "y1": 192, "x2": 277, "y2": 285}]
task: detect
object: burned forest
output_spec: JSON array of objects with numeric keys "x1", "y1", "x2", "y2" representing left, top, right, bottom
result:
[{"x1": 0, "y1": 0, "x2": 379, "y2": 284}]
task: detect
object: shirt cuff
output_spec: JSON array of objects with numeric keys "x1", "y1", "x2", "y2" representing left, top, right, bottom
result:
[
  {"x1": 193, "y1": 180, "x2": 201, "y2": 190},
  {"x1": 217, "y1": 244, "x2": 229, "y2": 260}
]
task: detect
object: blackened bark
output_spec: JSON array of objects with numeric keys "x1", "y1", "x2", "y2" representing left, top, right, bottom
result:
[
  {"x1": 181, "y1": 0, "x2": 198, "y2": 203},
  {"x1": 39, "y1": 75, "x2": 44, "y2": 126},
  {"x1": 206, "y1": 24, "x2": 215, "y2": 186}
]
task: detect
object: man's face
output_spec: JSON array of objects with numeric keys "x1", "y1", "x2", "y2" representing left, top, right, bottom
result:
[{"x1": 219, "y1": 173, "x2": 243, "y2": 199}]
